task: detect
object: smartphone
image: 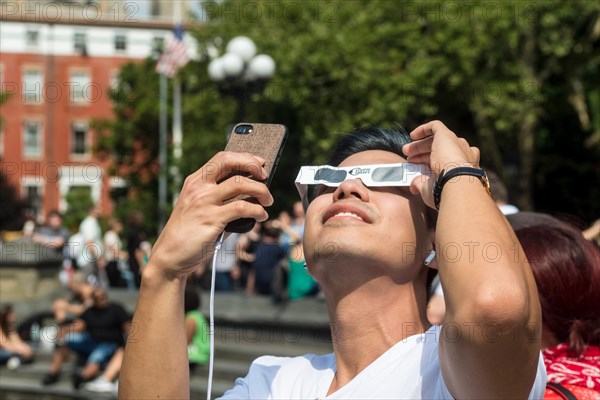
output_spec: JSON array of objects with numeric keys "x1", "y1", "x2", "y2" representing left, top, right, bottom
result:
[{"x1": 223, "y1": 123, "x2": 288, "y2": 233}]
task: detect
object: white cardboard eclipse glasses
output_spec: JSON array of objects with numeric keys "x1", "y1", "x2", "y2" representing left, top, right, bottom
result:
[{"x1": 295, "y1": 163, "x2": 431, "y2": 209}]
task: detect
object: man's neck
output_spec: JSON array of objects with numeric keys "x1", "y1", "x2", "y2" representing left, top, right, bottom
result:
[{"x1": 324, "y1": 275, "x2": 430, "y2": 395}]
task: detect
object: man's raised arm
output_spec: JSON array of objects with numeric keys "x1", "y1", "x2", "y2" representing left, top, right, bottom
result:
[
  {"x1": 119, "y1": 152, "x2": 272, "y2": 399},
  {"x1": 404, "y1": 121, "x2": 542, "y2": 399}
]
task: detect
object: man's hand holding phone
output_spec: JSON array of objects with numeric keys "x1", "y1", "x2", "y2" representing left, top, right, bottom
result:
[{"x1": 148, "y1": 151, "x2": 273, "y2": 281}]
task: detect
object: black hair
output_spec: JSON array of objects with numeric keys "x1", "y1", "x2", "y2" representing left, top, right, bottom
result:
[
  {"x1": 184, "y1": 287, "x2": 201, "y2": 313},
  {"x1": 261, "y1": 220, "x2": 281, "y2": 239},
  {"x1": 327, "y1": 125, "x2": 411, "y2": 166},
  {"x1": 327, "y1": 125, "x2": 439, "y2": 299}
]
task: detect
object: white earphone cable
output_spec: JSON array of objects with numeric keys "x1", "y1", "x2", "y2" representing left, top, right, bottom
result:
[{"x1": 207, "y1": 231, "x2": 225, "y2": 400}]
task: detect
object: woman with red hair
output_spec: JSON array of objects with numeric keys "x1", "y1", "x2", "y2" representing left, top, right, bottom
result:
[{"x1": 514, "y1": 222, "x2": 600, "y2": 399}]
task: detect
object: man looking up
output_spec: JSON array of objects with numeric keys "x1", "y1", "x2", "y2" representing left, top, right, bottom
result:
[{"x1": 120, "y1": 121, "x2": 545, "y2": 399}]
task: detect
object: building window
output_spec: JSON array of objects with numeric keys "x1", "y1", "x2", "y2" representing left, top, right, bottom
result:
[
  {"x1": 153, "y1": 36, "x2": 164, "y2": 53},
  {"x1": 74, "y1": 32, "x2": 87, "y2": 54},
  {"x1": 26, "y1": 29, "x2": 39, "y2": 47},
  {"x1": 115, "y1": 34, "x2": 127, "y2": 51},
  {"x1": 70, "y1": 71, "x2": 91, "y2": 103},
  {"x1": 23, "y1": 121, "x2": 42, "y2": 157},
  {"x1": 23, "y1": 184, "x2": 43, "y2": 220},
  {"x1": 109, "y1": 69, "x2": 120, "y2": 96},
  {"x1": 151, "y1": 0, "x2": 161, "y2": 17},
  {"x1": 23, "y1": 69, "x2": 43, "y2": 103},
  {"x1": 71, "y1": 122, "x2": 88, "y2": 156}
]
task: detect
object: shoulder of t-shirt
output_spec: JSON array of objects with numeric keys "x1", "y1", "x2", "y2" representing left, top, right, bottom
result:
[{"x1": 249, "y1": 352, "x2": 334, "y2": 371}]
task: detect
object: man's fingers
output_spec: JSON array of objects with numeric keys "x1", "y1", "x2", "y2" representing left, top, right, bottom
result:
[
  {"x1": 409, "y1": 120, "x2": 449, "y2": 141},
  {"x1": 187, "y1": 152, "x2": 268, "y2": 186},
  {"x1": 220, "y1": 200, "x2": 269, "y2": 224},
  {"x1": 403, "y1": 136, "x2": 433, "y2": 158},
  {"x1": 216, "y1": 176, "x2": 274, "y2": 206},
  {"x1": 405, "y1": 154, "x2": 431, "y2": 165},
  {"x1": 470, "y1": 146, "x2": 480, "y2": 163}
]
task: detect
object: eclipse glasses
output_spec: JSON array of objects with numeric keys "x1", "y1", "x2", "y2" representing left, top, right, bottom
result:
[{"x1": 295, "y1": 163, "x2": 431, "y2": 209}]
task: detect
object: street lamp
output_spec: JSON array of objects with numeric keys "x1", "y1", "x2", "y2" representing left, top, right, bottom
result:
[{"x1": 207, "y1": 36, "x2": 276, "y2": 122}]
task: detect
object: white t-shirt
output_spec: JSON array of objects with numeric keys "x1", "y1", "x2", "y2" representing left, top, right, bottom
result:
[
  {"x1": 78, "y1": 216, "x2": 102, "y2": 265},
  {"x1": 219, "y1": 325, "x2": 547, "y2": 399},
  {"x1": 103, "y1": 231, "x2": 121, "y2": 262}
]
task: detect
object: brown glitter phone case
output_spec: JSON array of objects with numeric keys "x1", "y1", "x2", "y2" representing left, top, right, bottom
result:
[{"x1": 223, "y1": 123, "x2": 288, "y2": 233}]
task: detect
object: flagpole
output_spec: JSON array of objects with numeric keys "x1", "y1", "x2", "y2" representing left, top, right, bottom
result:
[
  {"x1": 172, "y1": 1, "x2": 183, "y2": 205},
  {"x1": 158, "y1": 71, "x2": 168, "y2": 234},
  {"x1": 156, "y1": 1, "x2": 188, "y2": 233},
  {"x1": 172, "y1": 75, "x2": 182, "y2": 204}
]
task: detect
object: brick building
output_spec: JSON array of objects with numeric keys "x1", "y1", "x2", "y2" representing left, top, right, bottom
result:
[{"x1": 0, "y1": 0, "x2": 197, "y2": 223}]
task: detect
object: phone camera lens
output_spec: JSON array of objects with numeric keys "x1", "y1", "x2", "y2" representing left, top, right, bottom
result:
[{"x1": 234, "y1": 124, "x2": 253, "y2": 134}]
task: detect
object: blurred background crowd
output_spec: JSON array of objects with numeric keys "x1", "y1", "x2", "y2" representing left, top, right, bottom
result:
[{"x1": 0, "y1": 198, "x2": 320, "y2": 394}]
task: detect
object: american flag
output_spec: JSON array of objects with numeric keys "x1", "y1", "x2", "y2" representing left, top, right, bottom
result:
[{"x1": 156, "y1": 25, "x2": 190, "y2": 77}]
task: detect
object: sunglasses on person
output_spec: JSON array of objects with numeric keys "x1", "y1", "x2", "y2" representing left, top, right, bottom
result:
[{"x1": 295, "y1": 163, "x2": 431, "y2": 208}]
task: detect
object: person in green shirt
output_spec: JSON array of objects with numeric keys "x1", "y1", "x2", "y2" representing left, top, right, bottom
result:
[
  {"x1": 288, "y1": 241, "x2": 319, "y2": 300},
  {"x1": 184, "y1": 287, "x2": 209, "y2": 371}
]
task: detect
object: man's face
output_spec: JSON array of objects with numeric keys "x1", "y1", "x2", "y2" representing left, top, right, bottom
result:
[
  {"x1": 303, "y1": 150, "x2": 431, "y2": 288},
  {"x1": 48, "y1": 215, "x2": 62, "y2": 229},
  {"x1": 91, "y1": 289, "x2": 109, "y2": 308}
]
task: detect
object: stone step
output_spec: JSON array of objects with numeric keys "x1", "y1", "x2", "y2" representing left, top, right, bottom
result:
[
  {"x1": 4, "y1": 289, "x2": 332, "y2": 399},
  {"x1": 208, "y1": 334, "x2": 332, "y2": 362},
  {"x1": 0, "y1": 375, "x2": 116, "y2": 399},
  {"x1": 0, "y1": 356, "x2": 250, "y2": 384},
  {"x1": 29, "y1": 330, "x2": 332, "y2": 364},
  {"x1": 0, "y1": 374, "x2": 233, "y2": 399}
]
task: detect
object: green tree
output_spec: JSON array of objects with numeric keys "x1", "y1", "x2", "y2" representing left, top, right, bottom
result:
[
  {"x1": 62, "y1": 186, "x2": 94, "y2": 232},
  {"x1": 98, "y1": 0, "x2": 600, "y2": 230},
  {"x1": 0, "y1": 171, "x2": 25, "y2": 232},
  {"x1": 94, "y1": 59, "x2": 170, "y2": 236}
]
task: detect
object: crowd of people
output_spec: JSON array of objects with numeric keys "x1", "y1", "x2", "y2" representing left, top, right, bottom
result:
[
  {"x1": 191, "y1": 200, "x2": 320, "y2": 302},
  {"x1": 0, "y1": 276, "x2": 211, "y2": 394},
  {"x1": 0, "y1": 199, "x2": 320, "y2": 394},
  {"x1": 21, "y1": 206, "x2": 150, "y2": 290},
  {"x1": 0, "y1": 205, "x2": 212, "y2": 394},
  {"x1": 18, "y1": 199, "x2": 318, "y2": 301}
]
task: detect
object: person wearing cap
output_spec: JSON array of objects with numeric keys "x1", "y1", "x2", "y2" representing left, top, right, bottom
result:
[{"x1": 121, "y1": 121, "x2": 546, "y2": 399}]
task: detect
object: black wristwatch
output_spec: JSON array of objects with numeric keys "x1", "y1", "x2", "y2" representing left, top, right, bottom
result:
[{"x1": 432, "y1": 167, "x2": 492, "y2": 210}]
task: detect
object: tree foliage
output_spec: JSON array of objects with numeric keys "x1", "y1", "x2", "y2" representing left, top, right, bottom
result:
[
  {"x1": 63, "y1": 186, "x2": 94, "y2": 232},
  {"x1": 0, "y1": 171, "x2": 25, "y2": 231},
  {"x1": 98, "y1": 0, "x2": 600, "y2": 231}
]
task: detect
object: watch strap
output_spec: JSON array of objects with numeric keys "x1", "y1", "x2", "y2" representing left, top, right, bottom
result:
[{"x1": 433, "y1": 167, "x2": 491, "y2": 210}]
